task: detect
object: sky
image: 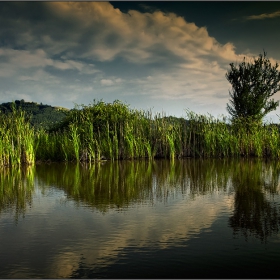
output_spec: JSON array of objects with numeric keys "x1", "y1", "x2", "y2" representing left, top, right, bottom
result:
[{"x1": 1, "y1": 1, "x2": 280, "y2": 120}]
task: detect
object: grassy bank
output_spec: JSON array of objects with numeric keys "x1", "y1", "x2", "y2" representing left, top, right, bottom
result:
[{"x1": 1, "y1": 100, "x2": 280, "y2": 166}]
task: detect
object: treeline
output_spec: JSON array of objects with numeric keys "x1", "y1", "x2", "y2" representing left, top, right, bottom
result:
[
  {"x1": 0, "y1": 99, "x2": 68, "y2": 130},
  {"x1": 1, "y1": 100, "x2": 280, "y2": 166}
]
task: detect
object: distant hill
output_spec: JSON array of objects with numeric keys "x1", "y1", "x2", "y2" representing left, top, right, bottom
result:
[{"x1": 0, "y1": 99, "x2": 69, "y2": 130}]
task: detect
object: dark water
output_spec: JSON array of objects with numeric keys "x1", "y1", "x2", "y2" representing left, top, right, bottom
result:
[{"x1": 1, "y1": 159, "x2": 280, "y2": 278}]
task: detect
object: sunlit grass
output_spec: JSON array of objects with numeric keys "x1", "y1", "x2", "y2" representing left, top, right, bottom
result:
[{"x1": 0, "y1": 105, "x2": 35, "y2": 166}]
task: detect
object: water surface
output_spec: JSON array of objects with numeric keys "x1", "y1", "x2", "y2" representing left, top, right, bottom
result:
[{"x1": 1, "y1": 159, "x2": 280, "y2": 278}]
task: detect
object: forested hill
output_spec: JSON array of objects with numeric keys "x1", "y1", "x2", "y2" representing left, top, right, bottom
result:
[{"x1": 0, "y1": 99, "x2": 69, "y2": 130}]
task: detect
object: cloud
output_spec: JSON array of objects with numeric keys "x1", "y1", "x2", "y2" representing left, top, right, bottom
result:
[
  {"x1": 138, "y1": 3, "x2": 158, "y2": 13},
  {"x1": 100, "y1": 78, "x2": 123, "y2": 86},
  {"x1": 0, "y1": 48, "x2": 100, "y2": 78},
  {"x1": 1, "y1": 2, "x2": 276, "y2": 117},
  {"x1": 245, "y1": 10, "x2": 280, "y2": 20},
  {"x1": 100, "y1": 79, "x2": 114, "y2": 86},
  {"x1": 0, "y1": 2, "x2": 246, "y2": 69},
  {"x1": 2, "y1": 2, "x2": 241, "y2": 65}
]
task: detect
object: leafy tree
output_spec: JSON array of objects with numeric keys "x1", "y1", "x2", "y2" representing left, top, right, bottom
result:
[{"x1": 226, "y1": 52, "x2": 280, "y2": 123}]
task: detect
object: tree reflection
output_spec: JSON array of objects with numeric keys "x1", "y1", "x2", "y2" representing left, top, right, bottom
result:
[{"x1": 228, "y1": 159, "x2": 280, "y2": 242}]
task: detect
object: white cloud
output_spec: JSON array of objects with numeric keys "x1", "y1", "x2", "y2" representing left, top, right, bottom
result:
[
  {"x1": 100, "y1": 77, "x2": 124, "y2": 86},
  {"x1": 100, "y1": 79, "x2": 114, "y2": 86}
]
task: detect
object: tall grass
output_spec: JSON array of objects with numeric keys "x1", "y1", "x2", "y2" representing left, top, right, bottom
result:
[
  {"x1": 2, "y1": 100, "x2": 280, "y2": 165},
  {"x1": 0, "y1": 105, "x2": 35, "y2": 166}
]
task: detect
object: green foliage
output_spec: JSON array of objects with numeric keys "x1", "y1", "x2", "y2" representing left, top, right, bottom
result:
[
  {"x1": 2, "y1": 100, "x2": 280, "y2": 166},
  {"x1": 0, "y1": 105, "x2": 35, "y2": 166},
  {"x1": 226, "y1": 52, "x2": 280, "y2": 122},
  {"x1": 0, "y1": 100, "x2": 68, "y2": 130}
]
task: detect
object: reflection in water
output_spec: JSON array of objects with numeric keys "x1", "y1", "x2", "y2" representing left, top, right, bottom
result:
[
  {"x1": 35, "y1": 159, "x2": 233, "y2": 211},
  {"x1": 229, "y1": 159, "x2": 280, "y2": 242},
  {"x1": 0, "y1": 165, "x2": 35, "y2": 222},
  {"x1": 1, "y1": 159, "x2": 280, "y2": 278},
  {"x1": 36, "y1": 160, "x2": 154, "y2": 212},
  {"x1": 1, "y1": 159, "x2": 280, "y2": 242}
]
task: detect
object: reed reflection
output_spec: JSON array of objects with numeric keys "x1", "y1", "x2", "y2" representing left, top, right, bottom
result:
[
  {"x1": 184, "y1": 159, "x2": 232, "y2": 196},
  {"x1": 0, "y1": 165, "x2": 35, "y2": 222},
  {"x1": 2, "y1": 159, "x2": 280, "y2": 243},
  {"x1": 35, "y1": 159, "x2": 234, "y2": 211},
  {"x1": 36, "y1": 160, "x2": 189, "y2": 211}
]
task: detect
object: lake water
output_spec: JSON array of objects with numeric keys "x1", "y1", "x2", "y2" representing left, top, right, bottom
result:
[{"x1": 1, "y1": 159, "x2": 280, "y2": 278}]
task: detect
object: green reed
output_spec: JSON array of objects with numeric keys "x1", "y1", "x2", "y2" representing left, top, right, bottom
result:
[
  {"x1": 3, "y1": 100, "x2": 280, "y2": 165},
  {"x1": 0, "y1": 105, "x2": 35, "y2": 166}
]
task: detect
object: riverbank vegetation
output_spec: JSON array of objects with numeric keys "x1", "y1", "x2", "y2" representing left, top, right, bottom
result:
[
  {"x1": 0, "y1": 52, "x2": 279, "y2": 166},
  {"x1": 1, "y1": 99, "x2": 280, "y2": 166}
]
